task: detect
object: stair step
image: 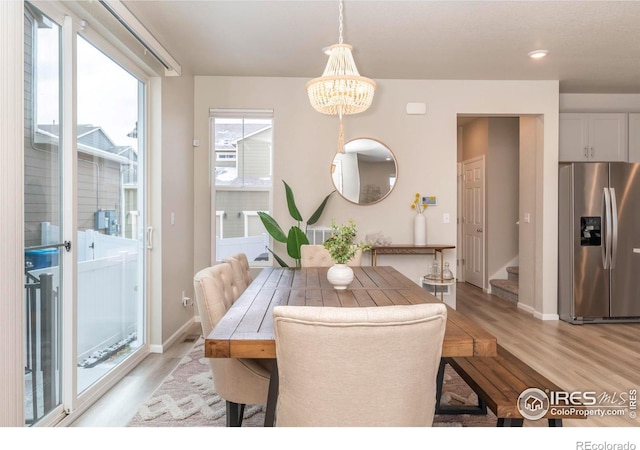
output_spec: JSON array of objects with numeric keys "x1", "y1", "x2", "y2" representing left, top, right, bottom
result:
[
  {"x1": 506, "y1": 266, "x2": 519, "y2": 282},
  {"x1": 489, "y1": 279, "x2": 519, "y2": 304}
]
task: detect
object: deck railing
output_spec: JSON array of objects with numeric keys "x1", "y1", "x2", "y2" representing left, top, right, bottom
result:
[{"x1": 24, "y1": 271, "x2": 59, "y2": 424}]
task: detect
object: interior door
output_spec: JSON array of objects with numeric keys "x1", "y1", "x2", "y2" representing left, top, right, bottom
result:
[{"x1": 463, "y1": 157, "x2": 485, "y2": 288}]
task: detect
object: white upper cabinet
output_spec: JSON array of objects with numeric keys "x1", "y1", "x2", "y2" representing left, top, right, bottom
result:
[
  {"x1": 629, "y1": 114, "x2": 640, "y2": 163},
  {"x1": 559, "y1": 113, "x2": 628, "y2": 162}
]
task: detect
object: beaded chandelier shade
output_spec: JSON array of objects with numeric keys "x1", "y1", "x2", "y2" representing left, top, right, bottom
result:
[{"x1": 306, "y1": 0, "x2": 376, "y2": 152}]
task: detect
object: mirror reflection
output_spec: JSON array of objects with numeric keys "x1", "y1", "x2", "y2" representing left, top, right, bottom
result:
[{"x1": 331, "y1": 138, "x2": 397, "y2": 205}]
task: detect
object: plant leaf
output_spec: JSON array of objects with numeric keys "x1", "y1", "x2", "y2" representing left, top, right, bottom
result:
[
  {"x1": 266, "y1": 247, "x2": 289, "y2": 267},
  {"x1": 286, "y1": 226, "x2": 309, "y2": 260},
  {"x1": 307, "y1": 190, "x2": 336, "y2": 225},
  {"x1": 257, "y1": 211, "x2": 287, "y2": 243},
  {"x1": 283, "y1": 180, "x2": 303, "y2": 222}
]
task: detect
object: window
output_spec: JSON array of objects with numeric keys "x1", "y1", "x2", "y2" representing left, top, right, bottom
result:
[{"x1": 211, "y1": 110, "x2": 273, "y2": 264}]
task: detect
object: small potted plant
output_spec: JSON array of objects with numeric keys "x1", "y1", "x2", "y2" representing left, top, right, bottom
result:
[{"x1": 323, "y1": 219, "x2": 369, "y2": 290}]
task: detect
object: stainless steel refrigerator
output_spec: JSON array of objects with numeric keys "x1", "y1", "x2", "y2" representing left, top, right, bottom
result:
[{"x1": 559, "y1": 162, "x2": 640, "y2": 323}]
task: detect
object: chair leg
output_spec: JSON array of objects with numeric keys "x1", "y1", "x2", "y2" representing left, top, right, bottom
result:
[
  {"x1": 226, "y1": 401, "x2": 245, "y2": 427},
  {"x1": 497, "y1": 418, "x2": 524, "y2": 427},
  {"x1": 238, "y1": 403, "x2": 245, "y2": 427},
  {"x1": 435, "y1": 358, "x2": 446, "y2": 411}
]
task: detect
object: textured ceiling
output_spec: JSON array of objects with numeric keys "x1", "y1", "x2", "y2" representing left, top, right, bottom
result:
[{"x1": 123, "y1": 0, "x2": 640, "y2": 93}]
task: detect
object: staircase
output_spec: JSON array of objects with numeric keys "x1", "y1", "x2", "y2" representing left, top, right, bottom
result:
[{"x1": 489, "y1": 266, "x2": 519, "y2": 304}]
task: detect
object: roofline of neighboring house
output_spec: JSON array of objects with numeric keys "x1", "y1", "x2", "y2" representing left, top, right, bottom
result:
[
  {"x1": 233, "y1": 125, "x2": 272, "y2": 145},
  {"x1": 36, "y1": 128, "x2": 132, "y2": 164}
]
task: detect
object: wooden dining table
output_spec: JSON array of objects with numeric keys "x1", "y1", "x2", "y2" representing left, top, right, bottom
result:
[{"x1": 204, "y1": 265, "x2": 497, "y2": 426}]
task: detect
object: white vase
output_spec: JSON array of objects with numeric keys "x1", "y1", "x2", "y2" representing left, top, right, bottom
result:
[
  {"x1": 414, "y1": 213, "x2": 426, "y2": 245},
  {"x1": 327, "y1": 264, "x2": 354, "y2": 290}
]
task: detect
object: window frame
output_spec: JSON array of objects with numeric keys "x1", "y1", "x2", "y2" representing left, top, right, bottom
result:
[{"x1": 209, "y1": 109, "x2": 274, "y2": 267}]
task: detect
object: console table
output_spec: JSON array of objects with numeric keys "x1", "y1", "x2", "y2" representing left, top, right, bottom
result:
[{"x1": 370, "y1": 244, "x2": 456, "y2": 300}]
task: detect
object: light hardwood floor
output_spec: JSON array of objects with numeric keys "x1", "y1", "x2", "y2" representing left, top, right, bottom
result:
[
  {"x1": 455, "y1": 282, "x2": 640, "y2": 427},
  {"x1": 70, "y1": 323, "x2": 202, "y2": 427},
  {"x1": 71, "y1": 282, "x2": 640, "y2": 427}
]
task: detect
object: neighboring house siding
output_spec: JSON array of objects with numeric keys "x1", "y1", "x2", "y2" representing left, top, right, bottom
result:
[
  {"x1": 123, "y1": 188, "x2": 137, "y2": 239},
  {"x1": 24, "y1": 12, "x2": 33, "y2": 144},
  {"x1": 24, "y1": 9, "x2": 61, "y2": 247},
  {"x1": 238, "y1": 129, "x2": 271, "y2": 180},
  {"x1": 79, "y1": 130, "x2": 115, "y2": 151},
  {"x1": 215, "y1": 191, "x2": 269, "y2": 238},
  {"x1": 24, "y1": 149, "x2": 61, "y2": 246},
  {"x1": 77, "y1": 157, "x2": 122, "y2": 232}
]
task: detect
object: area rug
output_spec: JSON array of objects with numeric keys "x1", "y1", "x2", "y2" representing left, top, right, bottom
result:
[{"x1": 128, "y1": 338, "x2": 497, "y2": 427}]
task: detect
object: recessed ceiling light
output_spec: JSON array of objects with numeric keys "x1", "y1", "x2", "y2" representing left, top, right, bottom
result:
[{"x1": 528, "y1": 49, "x2": 549, "y2": 59}]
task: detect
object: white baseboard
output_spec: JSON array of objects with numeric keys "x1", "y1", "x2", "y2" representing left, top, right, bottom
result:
[
  {"x1": 517, "y1": 302, "x2": 535, "y2": 315},
  {"x1": 149, "y1": 317, "x2": 196, "y2": 354},
  {"x1": 517, "y1": 302, "x2": 559, "y2": 320},
  {"x1": 534, "y1": 311, "x2": 559, "y2": 321}
]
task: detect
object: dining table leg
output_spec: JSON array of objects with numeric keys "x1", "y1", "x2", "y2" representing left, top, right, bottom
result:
[{"x1": 264, "y1": 359, "x2": 279, "y2": 427}]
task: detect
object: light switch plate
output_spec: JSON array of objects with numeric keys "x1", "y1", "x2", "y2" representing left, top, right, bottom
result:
[{"x1": 443, "y1": 213, "x2": 450, "y2": 224}]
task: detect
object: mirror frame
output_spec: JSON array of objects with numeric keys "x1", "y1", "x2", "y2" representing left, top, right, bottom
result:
[{"x1": 330, "y1": 137, "x2": 398, "y2": 206}]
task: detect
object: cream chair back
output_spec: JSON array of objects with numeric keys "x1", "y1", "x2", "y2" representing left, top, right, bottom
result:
[
  {"x1": 223, "y1": 252, "x2": 252, "y2": 288},
  {"x1": 193, "y1": 263, "x2": 236, "y2": 336},
  {"x1": 300, "y1": 245, "x2": 362, "y2": 267},
  {"x1": 273, "y1": 303, "x2": 447, "y2": 426},
  {"x1": 193, "y1": 263, "x2": 270, "y2": 423}
]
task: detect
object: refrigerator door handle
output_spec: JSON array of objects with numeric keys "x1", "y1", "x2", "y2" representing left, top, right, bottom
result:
[
  {"x1": 610, "y1": 187, "x2": 618, "y2": 269},
  {"x1": 603, "y1": 187, "x2": 612, "y2": 269}
]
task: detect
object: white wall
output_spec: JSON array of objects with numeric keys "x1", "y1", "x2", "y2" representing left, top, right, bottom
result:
[
  {"x1": 486, "y1": 118, "x2": 519, "y2": 283},
  {"x1": 193, "y1": 77, "x2": 559, "y2": 316},
  {"x1": 149, "y1": 75, "x2": 196, "y2": 349},
  {"x1": 160, "y1": 76, "x2": 196, "y2": 344},
  {"x1": 560, "y1": 94, "x2": 640, "y2": 112},
  {"x1": 519, "y1": 118, "x2": 537, "y2": 312},
  {"x1": 462, "y1": 118, "x2": 488, "y2": 161}
]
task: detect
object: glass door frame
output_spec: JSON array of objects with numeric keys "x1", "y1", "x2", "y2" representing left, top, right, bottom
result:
[{"x1": 27, "y1": 1, "x2": 151, "y2": 426}]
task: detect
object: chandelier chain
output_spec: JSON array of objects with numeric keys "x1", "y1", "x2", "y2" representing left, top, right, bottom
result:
[{"x1": 338, "y1": 0, "x2": 344, "y2": 44}]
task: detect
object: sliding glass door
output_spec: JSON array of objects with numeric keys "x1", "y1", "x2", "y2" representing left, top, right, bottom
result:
[
  {"x1": 23, "y1": 3, "x2": 63, "y2": 424},
  {"x1": 75, "y1": 36, "x2": 145, "y2": 394},
  {"x1": 23, "y1": 2, "x2": 147, "y2": 425}
]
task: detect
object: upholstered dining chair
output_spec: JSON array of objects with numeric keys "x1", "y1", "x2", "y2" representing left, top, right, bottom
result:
[
  {"x1": 193, "y1": 263, "x2": 271, "y2": 426},
  {"x1": 300, "y1": 245, "x2": 362, "y2": 267},
  {"x1": 272, "y1": 303, "x2": 447, "y2": 426},
  {"x1": 222, "y1": 252, "x2": 253, "y2": 298}
]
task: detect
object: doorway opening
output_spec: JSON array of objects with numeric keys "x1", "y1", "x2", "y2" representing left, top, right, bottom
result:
[{"x1": 457, "y1": 116, "x2": 521, "y2": 304}]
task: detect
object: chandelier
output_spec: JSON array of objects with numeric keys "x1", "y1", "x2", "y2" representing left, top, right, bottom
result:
[{"x1": 306, "y1": 0, "x2": 376, "y2": 153}]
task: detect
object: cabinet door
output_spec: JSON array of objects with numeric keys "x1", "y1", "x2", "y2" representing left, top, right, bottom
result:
[
  {"x1": 559, "y1": 114, "x2": 589, "y2": 161},
  {"x1": 629, "y1": 113, "x2": 640, "y2": 163},
  {"x1": 588, "y1": 113, "x2": 627, "y2": 161}
]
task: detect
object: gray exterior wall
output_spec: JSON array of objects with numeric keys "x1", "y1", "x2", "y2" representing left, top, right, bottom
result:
[{"x1": 23, "y1": 9, "x2": 123, "y2": 246}]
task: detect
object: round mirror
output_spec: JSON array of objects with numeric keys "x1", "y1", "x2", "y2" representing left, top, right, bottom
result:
[{"x1": 331, "y1": 138, "x2": 397, "y2": 205}]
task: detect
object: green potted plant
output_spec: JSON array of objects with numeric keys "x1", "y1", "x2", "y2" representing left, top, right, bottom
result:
[
  {"x1": 257, "y1": 180, "x2": 334, "y2": 267},
  {"x1": 323, "y1": 219, "x2": 370, "y2": 290}
]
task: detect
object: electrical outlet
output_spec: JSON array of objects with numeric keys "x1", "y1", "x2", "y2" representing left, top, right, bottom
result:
[{"x1": 181, "y1": 290, "x2": 193, "y2": 307}]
